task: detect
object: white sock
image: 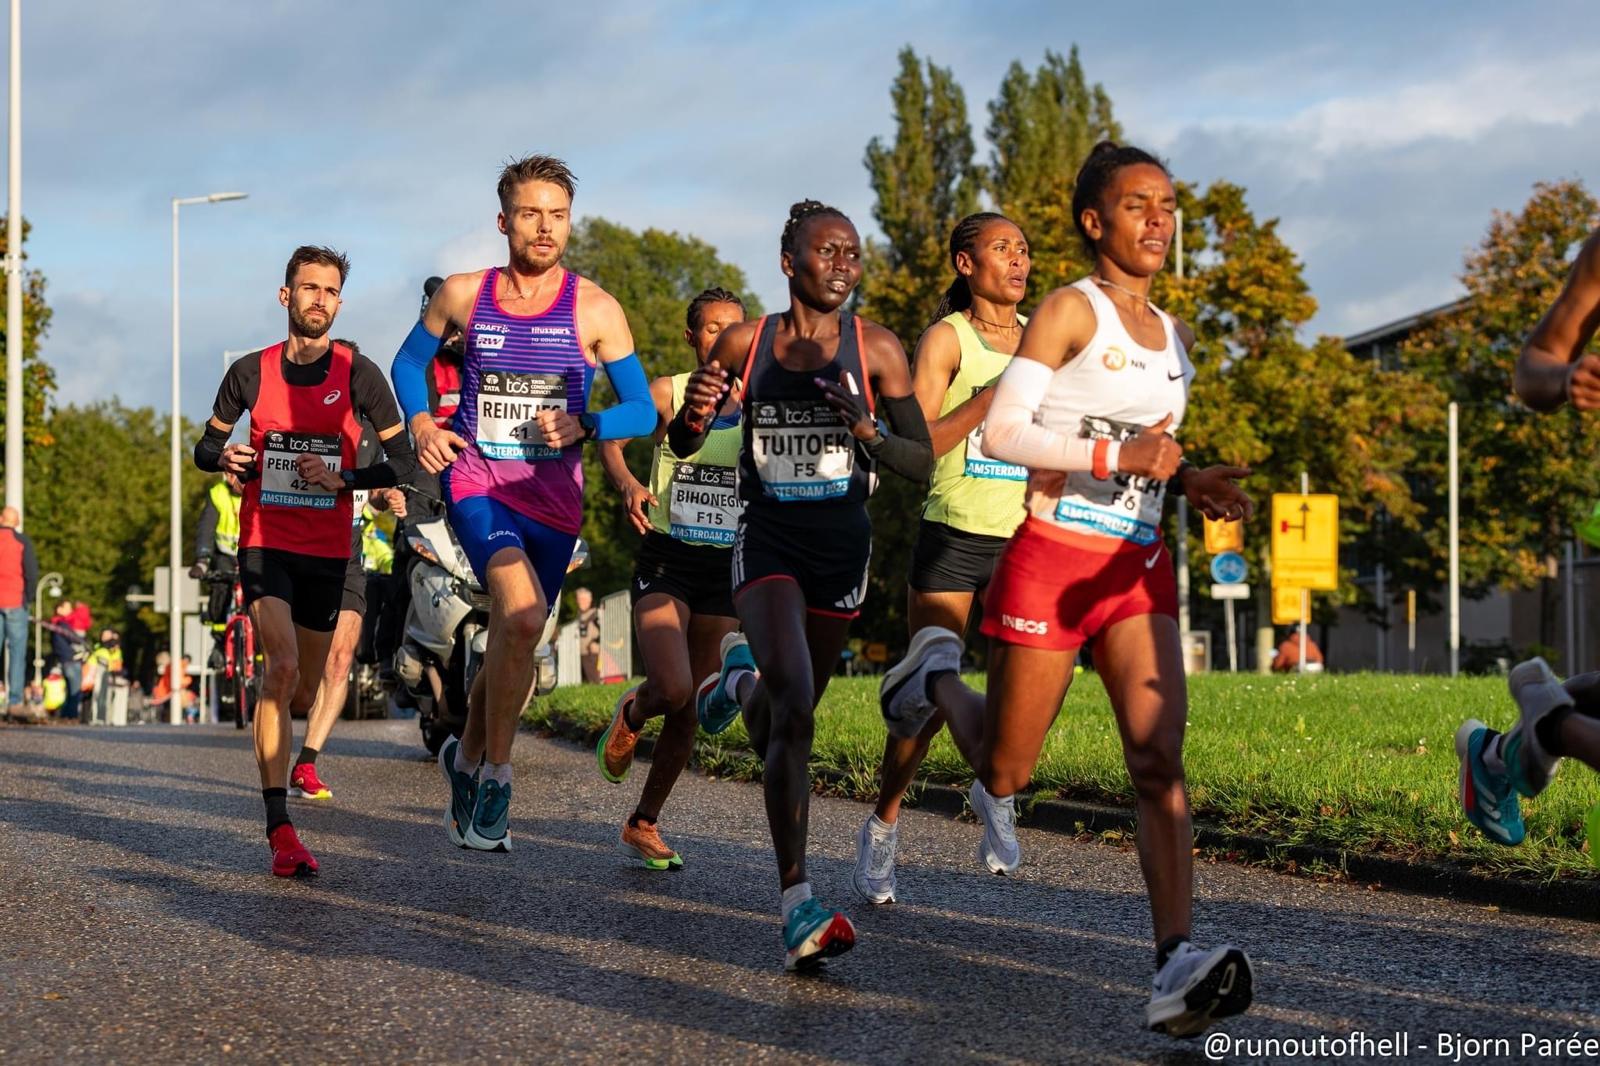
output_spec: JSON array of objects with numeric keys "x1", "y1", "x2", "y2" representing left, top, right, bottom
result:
[
  {"x1": 867, "y1": 813, "x2": 895, "y2": 836},
  {"x1": 723, "y1": 668, "x2": 753, "y2": 704},
  {"x1": 781, "y1": 881, "x2": 813, "y2": 922},
  {"x1": 482, "y1": 761, "x2": 512, "y2": 786},
  {"x1": 454, "y1": 743, "x2": 480, "y2": 775}
]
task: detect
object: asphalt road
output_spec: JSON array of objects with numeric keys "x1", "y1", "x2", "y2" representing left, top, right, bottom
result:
[{"x1": 1, "y1": 717, "x2": 1597, "y2": 1065}]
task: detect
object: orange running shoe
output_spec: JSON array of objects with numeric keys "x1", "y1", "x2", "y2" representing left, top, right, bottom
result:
[
  {"x1": 289, "y1": 762, "x2": 332, "y2": 801},
  {"x1": 268, "y1": 824, "x2": 319, "y2": 878},
  {"x1": 620, "y1": 818, "x2": 683, "y2": 871},
  {"x1": 596, "y1": 685, "x2": 642, "y2": 784}
]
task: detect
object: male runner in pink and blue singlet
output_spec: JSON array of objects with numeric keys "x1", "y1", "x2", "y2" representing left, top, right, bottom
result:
[{"x1": 391, "y1": 155, "x2": 655, "y2": 852}]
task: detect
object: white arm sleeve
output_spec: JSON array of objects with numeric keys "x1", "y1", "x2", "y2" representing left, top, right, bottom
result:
[{"x1": 981, "y1": 357, "x2": 1119, "y2": 474}]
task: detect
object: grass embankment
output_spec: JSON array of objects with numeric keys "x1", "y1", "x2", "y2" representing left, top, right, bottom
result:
[{"x1": 526, "y1": 672, "x2": 1600, "y2": 881}]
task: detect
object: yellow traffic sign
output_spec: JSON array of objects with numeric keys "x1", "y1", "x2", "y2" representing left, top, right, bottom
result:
[
  {"x1": 1203, "y1": 516, "x2": 1244, "y2": 554},
  {"x1": 1271, "y1": 494, "x2": 1338, "y2": 590},
  {"x1": 1272, "y1": 584, "x2": 1307, "y2": 625}
]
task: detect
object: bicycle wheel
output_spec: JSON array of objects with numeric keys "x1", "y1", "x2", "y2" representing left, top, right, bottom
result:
[{"x1": 231, "y1": 625, "x2": 252, "y2": 729}]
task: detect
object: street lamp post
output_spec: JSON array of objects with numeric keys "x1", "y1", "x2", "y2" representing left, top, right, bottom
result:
[
  {"x1": 4, "y1": 0, "x2": 23, "y2": 520},
  {"x1": 31, "y1": 568, "x2": 58, "y2": 687},
  {"x1": 170, "y1": 191, "x2": 246, "y2": 724}
]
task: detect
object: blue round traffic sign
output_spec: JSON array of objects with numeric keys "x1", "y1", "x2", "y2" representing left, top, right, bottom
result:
[{"x1": 1210, "y1": 551, "x2": 1248, "y2": 585}]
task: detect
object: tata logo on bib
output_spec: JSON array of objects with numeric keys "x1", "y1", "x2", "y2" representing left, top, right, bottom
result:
[
  {"x1": 1102, "y1": 347, "x2": 1127, "y2": 371},
  {"x1": 483, "y1": 373, "x2": 501, "y2": 388},
  {"x1": 266, "y1": 431, "x2": 285, "y2": 446},
  {"x1": 322, "y1": 389, "x2": 342, "y2": 405}
]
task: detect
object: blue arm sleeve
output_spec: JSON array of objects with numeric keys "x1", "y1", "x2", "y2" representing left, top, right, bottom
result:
[
  {"x1": 589, "y1": 353, "x2": 656, "y2": 440},
  {"x1": 391, "y1": 320, "x2": 441, "y2": 423}
]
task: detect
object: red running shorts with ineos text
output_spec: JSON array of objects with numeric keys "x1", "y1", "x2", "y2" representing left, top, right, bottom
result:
[{"x1": 979, "y1": 516, "x2": 1178, "y2": 652}]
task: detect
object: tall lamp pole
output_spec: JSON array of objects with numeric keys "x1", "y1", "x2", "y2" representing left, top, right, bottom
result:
[
  {"x1": 170, "y1": 191, "x2": 246, "y2": 723},
  {"x1": 4, "y1": 0, "x2": 23, "y2": 519}
]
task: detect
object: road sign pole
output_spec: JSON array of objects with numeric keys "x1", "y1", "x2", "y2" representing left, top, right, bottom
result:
[
  {"x1": 1298, "y1": 472, "x2": 1309, "y2": 675},
  {"x1": 1448, "y1": 402, "x2": 1459, "y2": 678},
  {"x1": 1224, "y1": 597, "x2": 1237, "y2": 673},
  {"x1": 1176, "y1": 496, "x2": 1190, "y2": 639},
  {"x1": 1407, "y1": 588, "x2": 1416, "y2": 673}
]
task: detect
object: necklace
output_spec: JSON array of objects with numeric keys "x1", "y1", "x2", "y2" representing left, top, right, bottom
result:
[
  {"x1": 966, "y1": 309, "x2": 1021, "y2": 332},
  {"x1": 1092, "y1": 275, "x2": 1153, "y2": 306}
]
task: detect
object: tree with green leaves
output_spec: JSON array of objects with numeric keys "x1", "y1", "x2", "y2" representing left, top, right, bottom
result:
[
  {"x1": 0, "y1": 216, "x2": 55, "y2": 449},
  {"x1": 985, "y1": 47, "x2": 1121, "y2": 292},
  {"x1": 561, "y1": 219, "x2": 761, "y2": 613},
  {"x1": 1398, "y1": 180, "x2": 1600, "y2": 655}
]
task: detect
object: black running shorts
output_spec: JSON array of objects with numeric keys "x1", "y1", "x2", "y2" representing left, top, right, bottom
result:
[
  {"x1": 239, "y1": 547, "x2": 347, "y2": 633},
  {"x1": 909, "y1": 518, "x2": 1010, "y2": 594},
  {"x1": 340, "y1": 550, "x2": 368, "y2": 617},
  {"x1": 731, "y1": 503, "x2": 871, "y2": 619},
  {"x1": 630, "y1": 530, "x2": 736, "y2": 618}
]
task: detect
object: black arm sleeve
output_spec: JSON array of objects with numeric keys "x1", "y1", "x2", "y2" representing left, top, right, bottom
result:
[
  {"x1": 194, "y1": 498, "x2": 219, "y2": 560},
  {"x1": 194, "y1": 422, "x2": 230, "y2": 473},
  {"x1": 862, "y1": 392, "x2": 933, "y2": 482},
  {"x1": 666, "y1": 404, "x2": 710, "y2": 459},
  {"x1": 348, "y1": 355, "x2": 418, "y2": 489},
  {"x1": 212, "y1": 353, "x2": 258, "y2": 426}
]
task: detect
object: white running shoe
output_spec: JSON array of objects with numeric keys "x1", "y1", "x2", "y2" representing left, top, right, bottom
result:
[
  {"x1": 969, "y1": 778, "x2": 1020, "y2": 875},
  {"x1": 1504, "y1": 657, "x2": 1569, "y2": 797},
  {"x1": 1147, "y1": 941, "x2": 1254, "y2": 1037},
  {"x1": 852, "y1": 814, "x2": 898, "y2": 904},
  {"x1": 880, "y1": 626, "x2": 964, "y2": 739}
]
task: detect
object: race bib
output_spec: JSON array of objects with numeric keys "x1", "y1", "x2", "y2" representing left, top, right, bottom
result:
[
  {"x1": 261, "y1": 432, "x2": 342, "y2": 509},
  {"x1": 1051, "y1": 415, "x2": 1166, "y2": 544},
  {"x1": 667, "y1": 462, "x2": 741, "y2": 545},
  {"x1": 476, "y1": 370, "x2": 566, "y2": 461},
  {"x1": 750, "y1": 400, "x2": 855, "y2": 502},
  {"x1": 963, "y1": 388, "x2": 1026, "y2": 481}
]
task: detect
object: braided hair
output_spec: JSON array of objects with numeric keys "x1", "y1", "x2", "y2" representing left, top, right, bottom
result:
[
  {"x1": 929, "y1": 211, "x2": 1019, "y2": 328},
  {"x1": 686, "y1": 287, "x2": 745, "y2": 332},
  {"x1": 1071, "y1": 140, "x2": 1168, "y2": 259},
  {"x1": 780, "y1": 199, "x2": 851, "y2": 256}
]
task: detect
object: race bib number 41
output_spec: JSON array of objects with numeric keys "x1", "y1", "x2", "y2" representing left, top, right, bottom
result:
[
  {"x1": 751, "y1": 400, "x2": 854, "y2": 502},
  {"x1": 668, "y1": 463, "x2": 741, "y2": 545},
  {"x1": 477, "y1": 371, "x2": 566, "y2": 461},
  {"x1": 261, "y1": 431, "x2": 342, "y2": 509}
]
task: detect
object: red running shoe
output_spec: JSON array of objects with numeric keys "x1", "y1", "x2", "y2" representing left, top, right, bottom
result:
[
  {"x1": 269, "y1": 824, "x2": 319, "y2": 878},
  {"x1": 289, "y1": 762, "x2": 332, "y2": 801}
]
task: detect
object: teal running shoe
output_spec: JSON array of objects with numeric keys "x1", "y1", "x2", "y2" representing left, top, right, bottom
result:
[
  {"x1": 697, "y1": 631, "x2": 756, "y2": 735},
  {"x1": 783, "y1": 898, "x2": 855, "y2": 971},
  {"x1": 438, "y1": 737, "x2": 478, "y2": 849},
  {"x1": 464, "y1": 777, "x2": 512, "y2": 852},
  {"x1": 1455, "y1": 719, "x2": 1524, "y2": 846}
]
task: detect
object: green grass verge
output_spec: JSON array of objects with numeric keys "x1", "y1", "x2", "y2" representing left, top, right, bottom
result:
[{"x1": 526, "y1": 672, "x2": 1600, "y2": 882}]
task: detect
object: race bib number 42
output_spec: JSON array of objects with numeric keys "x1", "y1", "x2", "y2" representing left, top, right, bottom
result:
[
  {"x1": 261, "y1": 432, "x2": 342, "y2": 509},
  {"x1": 668, "y1": 463, "x2": 741, "y2": 545},
  {"x1": 477, "y1": 371, "x2": 566, "y2": 461},
  {"x1": 751, "y1": 400, "x2": 854, "y2": 502}
]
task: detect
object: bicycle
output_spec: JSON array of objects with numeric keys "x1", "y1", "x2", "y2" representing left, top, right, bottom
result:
[{"x1": 202, "y1": 568, "x2": 259, "y2": 730}]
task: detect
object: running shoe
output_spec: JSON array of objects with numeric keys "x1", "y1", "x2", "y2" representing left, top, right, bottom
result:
[
  {"x1": 783, "y1": 898, "x2": 856, "y2": 971},
  {"x1": 1455, "y1": 719, "x2": 1525, "y2": 846},
  {"x1": 852, "y1": 814, "x2": 898, "y2": 904},
  {"x1": 438, "y1": 736, "x2": 478, "y2": 849},
  {"x1": 1147, "y1": 941, "x2": 1254, "y2": 1037},
  {"x1": 268, "y1": 823, "x2": 319, "y2": 878},
  {"x1": 288, "y1": 762, "x2": 332, "y2": 801},
  {"x1": 464, "y1": 777, "x2": 511, "y2": 852},
  {"x1": 597, "y1": 685, "x2": 642, "y2": 784},
  {"x1": 1504, "y1": 657, "x2": 1569, "y2": 797},
  {"x1": 696, "y1": 631, "x2": 756, "y2": 735},
  {"x1": 879, "y1": 626, "x2": 964, "y2": 739},
  {"x1": 620, "y1": 819, "x2": 684, "y2": 871},
  {"x1": 970, "y1": 778, "x2": 1021, "y2": 875}
]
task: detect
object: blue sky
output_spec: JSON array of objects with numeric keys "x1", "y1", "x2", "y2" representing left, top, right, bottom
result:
[{"x1": 12, "y1": 1, "x2": 1600, "y2": 419}]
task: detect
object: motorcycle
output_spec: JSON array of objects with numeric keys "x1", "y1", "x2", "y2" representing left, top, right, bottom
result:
[{"x1": 390, "y1": 490, "x2": 588, "y2": 756}]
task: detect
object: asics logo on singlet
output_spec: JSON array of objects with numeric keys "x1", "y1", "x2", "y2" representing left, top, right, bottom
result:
[
  {"x1": 322, "y1": 389, "x2": 342, "y2": 405},
  {"x1": 529, "y1": 326, "x2": 572, "y2": 337},
  {"x1": 1001, "y1": 614, "x2": 1049, "y2": 635}
]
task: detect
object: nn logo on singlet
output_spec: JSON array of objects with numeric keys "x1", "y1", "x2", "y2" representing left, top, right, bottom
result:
[{"x1": 1001, "y1": 614, "x2": 1049, "y2": 635}]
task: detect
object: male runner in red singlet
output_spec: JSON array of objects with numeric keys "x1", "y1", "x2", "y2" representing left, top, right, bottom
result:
[{"x1": 195, "y1": 246, "x2": 416, "y2": 877}]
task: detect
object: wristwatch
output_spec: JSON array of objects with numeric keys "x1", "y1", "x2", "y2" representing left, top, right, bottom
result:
[
  {"x1": 578, "y1": 412, "x2": 598, "y2": 442},
  {"x1": 340, "y1": 469, "x2": 358, "y2": 490}
]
